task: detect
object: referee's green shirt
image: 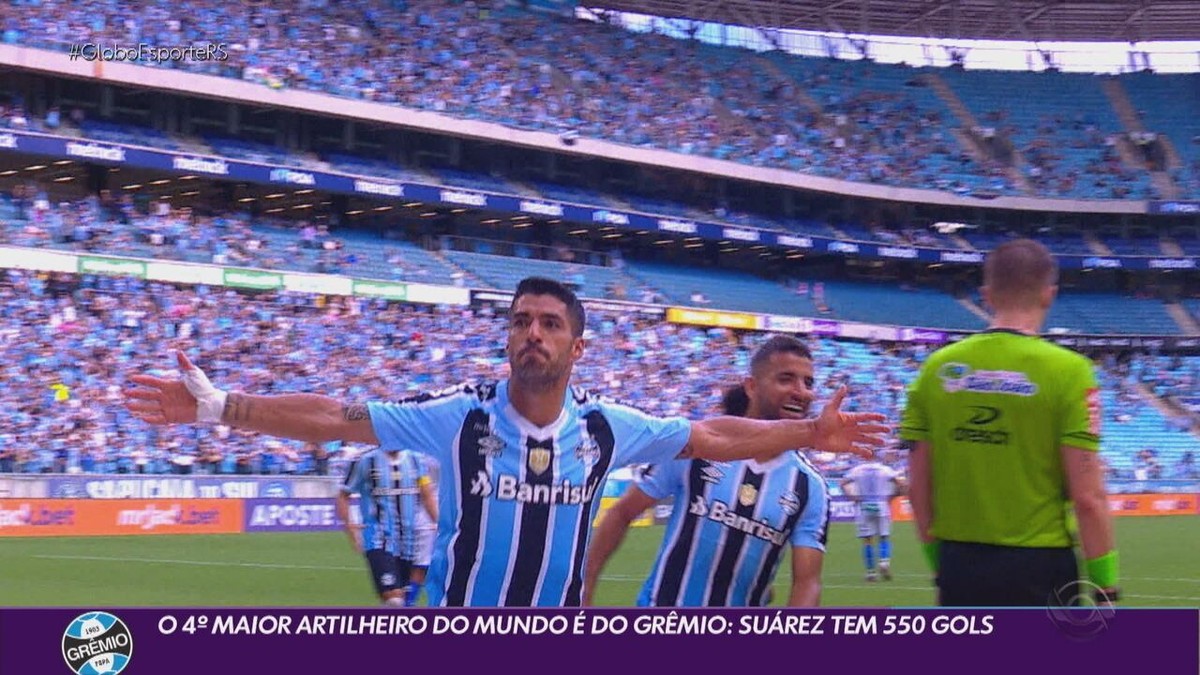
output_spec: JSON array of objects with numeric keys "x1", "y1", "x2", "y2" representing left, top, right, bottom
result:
[{"x1": 900, "y1": 330, "x2": 1100, "y2": 548}]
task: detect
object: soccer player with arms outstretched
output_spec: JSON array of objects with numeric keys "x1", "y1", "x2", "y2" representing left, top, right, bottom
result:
[{"x1": 127, "y1": 277, "x2": 888, "y2": 607}]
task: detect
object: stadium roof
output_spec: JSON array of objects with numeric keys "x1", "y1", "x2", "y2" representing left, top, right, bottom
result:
[{"x1": 581, "y1": 1, "x2": 1200, "y2": 42}]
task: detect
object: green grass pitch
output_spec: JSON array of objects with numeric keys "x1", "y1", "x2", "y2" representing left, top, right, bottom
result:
[{"x1": 2, "y1": 518, "x2": 1196, "y2": 607}]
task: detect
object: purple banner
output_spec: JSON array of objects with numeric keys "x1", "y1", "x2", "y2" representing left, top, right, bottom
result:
[
  {"x1": 1, "y1": 608, "x2": 1195, "y2": 675},
  {"x1": 243, "y1": 498, "x2": 343, "y2": 532},
  {"x1": 810, "y1": 319, "x2": 841, "y2": 336},
  {"x1": 901, "y1": 327, "x2": 949, "y2": 344},
  {"x1": 829, "y1": 498, "x2": 858, "y2": 522},
  {"x1": 47, "y1": 476, "x2": 295, "y2": 499}
]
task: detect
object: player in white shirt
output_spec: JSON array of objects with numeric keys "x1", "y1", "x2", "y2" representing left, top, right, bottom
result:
[{"x1": 841, "y1": 457, "x2": 905, "y2": 581}]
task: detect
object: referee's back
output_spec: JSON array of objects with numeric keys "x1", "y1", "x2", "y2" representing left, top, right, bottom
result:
[{"x1": 901, "y1": 329, "x2": 1099, "y2": 548}]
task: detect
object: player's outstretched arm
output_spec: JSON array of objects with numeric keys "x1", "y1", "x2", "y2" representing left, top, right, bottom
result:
[
  {"x1": 685, "y1": 386, "x2": 887, "y2": 461},
  {"x1": 125, "y1": 350, "x2": 378, "y2": 445},
  {"x1": 583, "y1": 486, "x2": 659, "y2": 606}
]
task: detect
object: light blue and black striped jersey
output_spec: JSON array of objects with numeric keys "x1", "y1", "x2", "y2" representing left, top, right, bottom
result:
[
  {"x1": 367, "y1": 379, "x2": 692, "y2": 607},
  {"x1": 404, "y1": 451, "x2": 438, "y2": 531},
  {"x1": 634, "y1": 452, "x2": 830, "y2": 607},
  {"x1": 341, "y1": 448, "x2": 428, "y2": 559}
]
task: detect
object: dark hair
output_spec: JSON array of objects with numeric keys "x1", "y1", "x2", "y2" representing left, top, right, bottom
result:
[
  {"x1": 983, "y1": 239, "x2": 1058, "y2": 308},
  {"x1": 750, "y1": 335, "x2": 813, "y2": 378},
  {"x1": 512, "y1": 277, "x2": 586, "y2": 337},
  {"x1": 721, "y1": 385, "x2": 750, "y2": 417}
]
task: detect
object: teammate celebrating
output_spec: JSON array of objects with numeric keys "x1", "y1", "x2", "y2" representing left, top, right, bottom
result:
[
  {"x1": 585, "y1": 336, "x2": 830, "y2": 607},
  {"x1": 126, "y1": 277, "x2": 889, "y2": 607},
  {"x1": 336, "y1": 447, "x2": 437, "y2": 606},
  {"x1": 840, "y1": 457, "x2": 905, "y2": 582}
]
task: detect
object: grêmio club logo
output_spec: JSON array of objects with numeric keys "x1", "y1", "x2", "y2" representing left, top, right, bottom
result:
[{"x1": 62, "y1": 612, "x2": 133, "y2": 675}]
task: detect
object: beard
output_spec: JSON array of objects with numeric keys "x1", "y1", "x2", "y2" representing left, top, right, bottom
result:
[{"x1": 510, "y1": 350, "x2": 570, "y2": 391}]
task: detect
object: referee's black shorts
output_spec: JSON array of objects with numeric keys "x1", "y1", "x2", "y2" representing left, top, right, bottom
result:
[{"x1": 937, "y1": 540, "x2": 1079, "y2": 607}]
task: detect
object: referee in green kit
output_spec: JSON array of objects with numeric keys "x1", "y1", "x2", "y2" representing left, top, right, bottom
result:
[{"x1": 900, "y1": 239, "x2": 1119, "y2": 607}]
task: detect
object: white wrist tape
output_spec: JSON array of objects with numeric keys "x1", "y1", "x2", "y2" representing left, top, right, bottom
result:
[{"x1": 180, "y1": 363, "x2": 228, "y2": 424}]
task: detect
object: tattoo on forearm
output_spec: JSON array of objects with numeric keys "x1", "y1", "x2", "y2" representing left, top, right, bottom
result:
[
  {"x1": 675, "y1": 444, "x2": 695, "y2": 460},
  {"x1": 222, "y1": 394, "x2": 253, "y2": 425},
  {"x1": 343, "y1": 404, "x2": 369, "y2": 422}
]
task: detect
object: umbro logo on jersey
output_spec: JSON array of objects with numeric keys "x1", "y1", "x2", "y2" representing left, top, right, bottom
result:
[
  {"x1": 700, "y1": 464, "x2": 724, "y2": 484},
  {"x1": 477, "y1": 434, "x2": 505, "y2": 457},
  {"x1": 575, "y1": 436, "x2": 601, "y2": 462},
  {"x1": 778, "y1": 491, "x2": 801, "y2": 516}
]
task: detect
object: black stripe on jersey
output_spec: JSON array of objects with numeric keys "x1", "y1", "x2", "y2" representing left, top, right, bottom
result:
[
  {"x1": 706, "y1": 466, "x2": 765, "y2": 606},
  {"x1": 341, "y1": 458, "x2": 359, "y2": 489},
  {"x1": 390, "y1": 454, "x2": 413, "y2": 560},
  {"x1": 563, "y1": 410, "x2": 615, "y2": 606},
  {"x1": 363, "y1": 454, "x2": 387, "y2": 551},
  {"x1": 503, "y1": 437, "x2": 557, "y2": 606},
  {"x1": 446, "y1": 409, "x2": 492, "y2": 606},
  {"x1": 748, "y1": 468, "x2": 808, "y2": 606},
  {"x1": 653, "y1": 461, "x2": 711, "y2": 606}
]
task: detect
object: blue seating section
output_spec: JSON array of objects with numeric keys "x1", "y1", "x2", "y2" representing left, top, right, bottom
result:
[
  {"x1": 444, "y1": 250, "x2": 636, "y2": 299},
  {"x1": 943, "y1": 70, "x2": 1155, "y2": 200},
  {"x1": 1044, "y1": 293, "x2": 1182, "y2": 335},
  {"x1": 323, "y1": 154, "x2": 433, "y2": 184},
  {"x1": 625, "y1": 262, "x2": 819, "y2": 315},
  {"x1": 429, "y1": 168, "x2": 520, "y2": 194},
  {"x1": 1119, "y1": 72, "x2": 1200, "y2": 199},
  {"x1": 80, "y1": 121, "x2": 187, "y2": 151},
  {"x1": 818, "y1": 281, "x2": 985, "y2": 330}
]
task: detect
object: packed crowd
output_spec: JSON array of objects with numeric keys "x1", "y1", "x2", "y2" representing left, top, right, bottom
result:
[
  {"x1": 0, "y1": 267, "x2": 1193, "y2": 484},
  {"x1": 0, "y1": 188, "x2": 370, "y2": 275},
  {"x1": 0, "y1": 267, "x2": 917, "y2": 479},
  {"x1": 2, "y1": 0, "x2": 1175, "y2": 199}
]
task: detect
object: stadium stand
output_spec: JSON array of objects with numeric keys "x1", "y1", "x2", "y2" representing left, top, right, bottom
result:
[
  {"x1": 1119, "y1": 72, "x2": 1200, "y2": 199},
  {"x1": 4, "y1": 0, "x2": 1196, "y2": 201},
  {"x1": 1, "y1": 192, "x2": 1190, "y2": 335},
  {"x1": 0, "y1": 269, "x2": 1192, "y2": 486}
]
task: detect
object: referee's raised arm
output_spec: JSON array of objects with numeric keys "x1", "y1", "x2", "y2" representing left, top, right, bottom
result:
[{"x1": 125, "y1": 350, "x2": 379, "y2": 445}]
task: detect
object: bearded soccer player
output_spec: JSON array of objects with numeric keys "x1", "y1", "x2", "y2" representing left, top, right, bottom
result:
[
  {"x1": 126, "y1": 277, "x2": 887, "y2": 607},
  {"x1": 901, "y1": 239, "x2": 1119, "y2": 607},
  {"x1": 585, "y1": 336, "x2": 830, "y2": 607}
]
